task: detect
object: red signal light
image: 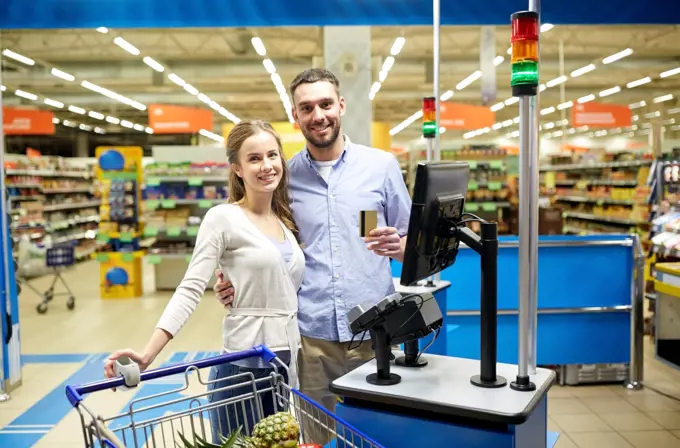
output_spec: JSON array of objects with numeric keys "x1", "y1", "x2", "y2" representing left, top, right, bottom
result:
[
  {"x1": 511, "y1": 11, "x2": 539, "y2": 42},
  {"x1": 423, "y1": 97, "x2": 435, "y2": 112}
]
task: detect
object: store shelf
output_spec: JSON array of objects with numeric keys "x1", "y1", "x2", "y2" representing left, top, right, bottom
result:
[
  {"x1": 5, "y1": 169, "x2": 92, "y2": 178},
  {"x1": 146, "y1": 175, "x2": 226, "y2": 183},
  {"x1": 562, "y1": 212, "x2": 643, "y2": 226},
  {"x1": 5, "y1": 157, "x2": 100, "y2": 270},
  {"x1": 540, "y1": 159, "x2": 653, "y2": 172},
  {"x1": 43, "y1": 200, "x2": 101, "y2": 212},
  {"x1": 555, "y1": 196, "x2": 634, "y2": 206},
  {"x1": 142, "y1": 160, "x2": 229, "y2": 290},
  {"x1": 553, "y1": 179, "x2": 639, "y2": 187},
  {"x1": 540, "y1": 153, "x2": 652, "y2": 239}
]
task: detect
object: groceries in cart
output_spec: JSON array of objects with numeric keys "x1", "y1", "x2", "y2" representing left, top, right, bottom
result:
[
  {"x1": 177, "y1": 412, "x2": 305, "y2": 447},
  {"x1": 15, "y1": 233, "x2": 50, "y2": 278},
  {"x1": 67, "y1": 346, "x2": 383, "y2": 448}
]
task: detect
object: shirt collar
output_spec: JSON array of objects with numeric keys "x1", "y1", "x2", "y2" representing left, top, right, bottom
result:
[{"x1": 303, "y1": 134, "x2": 351, "y2": 168}]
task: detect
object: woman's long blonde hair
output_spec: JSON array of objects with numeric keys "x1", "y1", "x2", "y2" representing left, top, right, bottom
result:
[{"x1": 226, "y1": 120, "x2": 300, "y2": 242}]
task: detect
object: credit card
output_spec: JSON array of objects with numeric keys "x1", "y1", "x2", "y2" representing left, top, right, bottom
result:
[{"x1": 360, "y1": 210, "x2": 378, "y2": 237}]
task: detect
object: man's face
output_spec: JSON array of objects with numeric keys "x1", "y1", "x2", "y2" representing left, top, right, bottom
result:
[{"x1": 292, "y1": 81, "x2": 345, "y2": 150}]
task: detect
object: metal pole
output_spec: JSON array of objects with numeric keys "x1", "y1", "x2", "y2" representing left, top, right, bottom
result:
[
  {"x1": 517, "y1": 97, "x2": 532, "y2": 381},
  {"x1": 0, "y1": 31, "x2": 10, "y2": 402},
  {"x1": 528, "y1": 94, "x2": 540, "y2": 376},
  {"x1": 527, "y1": 0, "x2": 541, "y2": 378},
  {"x1": 432, "y1": 0, "x2": 442, "y2": 284},
  {"x1": 433, "y1": 0, "x2": 441, "y2": 162},
  {"x1": 626, "y1": 235, "x2": 645, "y2": 389},
  {"x1": 511, "y1": 0, "x2": 540, "y2": 392},
  {"x1": 559, "y1": 39, "x2": 566, "y2": 142}
]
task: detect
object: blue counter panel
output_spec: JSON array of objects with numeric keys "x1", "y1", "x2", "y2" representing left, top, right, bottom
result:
[
  {"x1": 392, "y1": 235, "x2": 633, "y2": 311},
  {"x1": 445, "y1": 312, "x2": 631, "y2": 365},
  {"x1": 335, "y1": 396, "x2": 552, "y2": 448}
]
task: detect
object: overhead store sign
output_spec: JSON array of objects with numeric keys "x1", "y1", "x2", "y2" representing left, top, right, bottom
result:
[
  {"x1": 148, "y1": 104, "x2": 213, "y2": 134},
  {"x1": 3, "y1": 107, "x2": 55, "y2": 135},
  {"x1": 570, "y1": 102, "x2": 632, "y2": 128},
  {"x1": 440, "y1": 102, "x2": 495, "y2": 130}
]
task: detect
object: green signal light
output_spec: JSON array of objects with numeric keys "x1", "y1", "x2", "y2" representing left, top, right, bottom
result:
[
  {"x1": 511, "y1": 60, "x2": 539, "y2": 86},
  {"x1": 422, "y1": 121, "x2": 438, "y2": 137}
]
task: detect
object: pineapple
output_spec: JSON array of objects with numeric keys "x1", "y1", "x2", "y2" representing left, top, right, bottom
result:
[
  {"x1": 178, "y1": 413, "x2": 300, "y2": 448},
  {"x1": 250, "y1": 412, "x2": 300, "y2": 448}
]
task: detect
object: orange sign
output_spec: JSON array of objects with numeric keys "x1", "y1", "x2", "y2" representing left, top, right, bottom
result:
[
  {"x1": 440, "y1": 102, "x2": 495, "y2": 130},
  {"x1": 148, "y1": 104, "x2": 213, "y2": 134},
  {"x1": 3, "y1": 107, "x2": 55, "y2": 135},
  {"x1": 571, "y1": 102, "x2": 632, "y2": 128}
]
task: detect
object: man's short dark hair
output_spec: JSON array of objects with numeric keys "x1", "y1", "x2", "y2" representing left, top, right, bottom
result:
[{"x1": 289, "y1": 68, "x2": 340, "y2": 100}]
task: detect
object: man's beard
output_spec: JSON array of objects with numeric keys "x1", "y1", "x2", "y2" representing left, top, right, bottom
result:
[{"x1": 303, "y1": 121, "x2": 341, "y2": 149}]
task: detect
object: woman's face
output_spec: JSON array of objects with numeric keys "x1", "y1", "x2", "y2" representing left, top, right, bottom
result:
[{"x1": 233, "y1": 131, "x2": 284, "y2": 195}]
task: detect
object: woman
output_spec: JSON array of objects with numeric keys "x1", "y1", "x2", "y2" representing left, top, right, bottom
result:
[{"x1": 103, "y1": 120, "x2": 305, "y2": 442}]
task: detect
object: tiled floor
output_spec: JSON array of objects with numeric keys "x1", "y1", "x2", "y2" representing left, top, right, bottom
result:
[
  {"x1": 548, "y1": 372, "x2": 680, "y2": 447},
  {"x1": 4, "y1": 259, "x2": 680, "y2": 447},
  {"x1": 547, "y1": 329, "x2": 680, "y2": 447}
]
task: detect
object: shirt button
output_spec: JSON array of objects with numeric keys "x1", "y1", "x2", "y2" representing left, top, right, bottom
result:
[
  {"x1": 333, "y1": 246, "x2": 338, "y2": 252},
  {"x1": 334, "y1": 273, "x2": 340, "y2": 279}
]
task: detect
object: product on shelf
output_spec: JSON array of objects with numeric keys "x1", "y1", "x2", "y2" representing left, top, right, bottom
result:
[{"x1": 144, "y1": 162, "x2": 229, "y2": 177}]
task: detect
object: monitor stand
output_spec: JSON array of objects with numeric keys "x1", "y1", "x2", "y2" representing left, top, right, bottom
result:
[
  {"x1": 367, "y1": 324, "x2": 401, "y2": 386},
  {"x1": 395, "y1": 340, "x2": 428, "y2": 368}
]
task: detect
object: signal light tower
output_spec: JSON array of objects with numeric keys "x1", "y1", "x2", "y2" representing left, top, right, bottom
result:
[
  {"x1": 510, "y1": 11, "x2": 540, "y2": 97},
  {"x1": 422, "y1": 97, "x2": 437, "y2": 139},
  {"x1": 510, "y1": 9, "x2": 540, "y2": 394}
]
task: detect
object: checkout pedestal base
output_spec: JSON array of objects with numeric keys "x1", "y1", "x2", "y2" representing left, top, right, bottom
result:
[
  {"x1": 367, "y1": 372, "x2": 401, "y2": 386},
  {"x1": 395, "y1": 356, "x2": 428, "y2": 368},
  {"x1": 471, "y1": 374, "x2": 508, "y2": 389},
  {"x1": 331, "y1": 352, "x2": 557, "y2": 448},
  {"x1": 336, "y1": 395, "x2": 551, "y2": 448}
]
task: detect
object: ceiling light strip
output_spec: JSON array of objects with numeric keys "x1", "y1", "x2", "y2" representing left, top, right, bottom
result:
[
  {"x1": 370, "y1": 36, "x2": 406, "y2": 101},
  {"x1": 7, "y1": 88, "x2": 150, "y2": 134},
  {"x1": 2, "y1": 47, "x2": 148, "y2": 112},
  {"x1": 97, "y1": 27, "x2": 239, "y2": 124},
  {"x1": 391, "y1": 42, "x2": 639, "y2": 136},
  {"x1": 251, "y1": 36, "x2": 294, "y2": 123}
]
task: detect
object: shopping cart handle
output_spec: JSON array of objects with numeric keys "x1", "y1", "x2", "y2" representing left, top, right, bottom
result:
[{"x1": 65, "y1": 345, "x2": 278, "y2": 407}]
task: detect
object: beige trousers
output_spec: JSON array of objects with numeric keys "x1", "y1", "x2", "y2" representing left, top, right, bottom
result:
[{"x1": 296, "y1": 335, "x2": 374, "y2": 444}]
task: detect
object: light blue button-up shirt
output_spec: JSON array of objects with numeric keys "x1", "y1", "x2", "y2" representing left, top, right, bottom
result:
[{"x1": 287, "y1": 138, "x2": 412, "y2": 342}]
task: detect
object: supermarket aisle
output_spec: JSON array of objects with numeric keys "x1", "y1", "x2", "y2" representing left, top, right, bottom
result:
[
  {"x1": 2, "y1": 260, "x2": 680, "y2": 447},
  {"x1": 2, "y1": 259, "x2": 224, "y2": 447}
]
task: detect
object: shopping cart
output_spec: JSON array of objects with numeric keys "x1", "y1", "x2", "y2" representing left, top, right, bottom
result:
[
  {"x1": 25, "y1": 243, "x2": 77, "y2": 314},
  {"x1": 66, "y1": 345, "x2": 385, "y2": 448}
]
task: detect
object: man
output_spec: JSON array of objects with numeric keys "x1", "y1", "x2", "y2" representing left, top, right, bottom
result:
[{"x1": 213, "y1": 68, "x2": 412, "y2": 413}]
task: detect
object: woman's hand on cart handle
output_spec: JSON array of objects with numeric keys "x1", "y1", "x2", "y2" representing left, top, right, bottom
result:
[
  {"x1": 104, "y1": 349, "x2": 151, "y2": 391},
  {"x1": 213, "y1": 269, "x2": 235, "y2": 308}
]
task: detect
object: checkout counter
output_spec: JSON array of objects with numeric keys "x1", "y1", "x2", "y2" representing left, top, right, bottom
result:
[
  {"x1": 653, "y1": 262, "x2": 680, "y2": 371},
  {"x1": 329, "y1": 161, "x2": 556, "y2": 448}
]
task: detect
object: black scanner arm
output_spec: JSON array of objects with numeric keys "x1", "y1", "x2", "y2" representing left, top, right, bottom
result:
[{"x1": 454, "y1": 221, "x2": 506, "y2": 388}]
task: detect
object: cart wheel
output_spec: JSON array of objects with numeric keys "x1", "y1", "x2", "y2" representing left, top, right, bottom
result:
[
  {"x1": 36, "y1": 303, "x2": 47, "y2": 314},
  {"x1": 67, "y1": 297, "x2": 75, "y2": 310}
]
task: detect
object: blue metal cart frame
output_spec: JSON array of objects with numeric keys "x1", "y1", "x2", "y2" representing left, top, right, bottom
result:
[{"x1": 66, "y1": 345, "x2": 384, "y2": 448}]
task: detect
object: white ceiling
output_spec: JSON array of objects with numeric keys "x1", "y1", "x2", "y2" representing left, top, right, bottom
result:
[{"x1": 1, "y1": 24, "x2": 679, "y2": 144}]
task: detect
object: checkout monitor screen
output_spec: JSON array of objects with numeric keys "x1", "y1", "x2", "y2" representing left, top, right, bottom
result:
[{"x1": 400, "y1": 161, "x2": 470, "y2": 286}]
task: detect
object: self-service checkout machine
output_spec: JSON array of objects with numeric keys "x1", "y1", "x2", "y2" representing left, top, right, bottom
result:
[
  {"x1": 330, "y1": 6, "x2": 555, "y2": 446},
  {"x1": 330, "y1": 160, "x2": 556, "y2": 447}
]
